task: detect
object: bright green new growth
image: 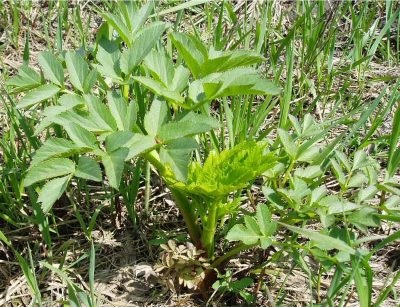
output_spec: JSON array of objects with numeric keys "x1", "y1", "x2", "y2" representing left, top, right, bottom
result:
[
  {"x1": 172, "y1": 141, "x2": 276, "y2": 198},
  {"x1": 166, "y1": 141, "x2": 277, "y2": 256}
]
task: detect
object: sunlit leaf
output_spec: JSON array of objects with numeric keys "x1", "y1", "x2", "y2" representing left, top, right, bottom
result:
[
  {"x1": 65, "y1": 51, "x2": 89, "y2": 93},
  {"x1": 31, "y1": 138, "x2": 84, "y2": 166},
  {"x1": 17, "y1": 84, "x2": 60, "y2": 109},
  {"x1": 75, "y1": 156, "x2": 102, "y2": 182},
  {"x1": 227, "y1": 204, "x2": 276, "y2": 249},
  {"x1": 121, "y1": 22, "x2": 166, "y2": 75},
  {"x1": 38, "y1": 175, "x2": 70, "y2": 213},
  {"x1": 158, "y1": 112, "x2": 219, "y2": 142},
  {"x1": 102, "y1": 148, "x2": 129, "y2": 189},
  {"x1": 24, "y1": 158, "x2": 75, "y2": 186},
  {"x1": 38, "y1": 51, "x2": 64, "y2": 86},
  {"x1": 279, "y1": 222, "x2": 355, "y2": 254}
]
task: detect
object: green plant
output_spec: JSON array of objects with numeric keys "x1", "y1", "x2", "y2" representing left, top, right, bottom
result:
[
  {"x1": 7, "y1": 0, "x2": 280, "y2": 293},
  {"x1": 3, "y1": 1, "x2": 400, "y2": 305},
  {"x1": 210, "y1": 270, "x2": 254, "y2": 304},
  {"x1": 0, "y1": 231, "x2": 42, "y2": 305}
]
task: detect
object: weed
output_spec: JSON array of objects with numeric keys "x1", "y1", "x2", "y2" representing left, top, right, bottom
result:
[{"x1": 1, "y1": 1, "x2": 399, "y2": 305}]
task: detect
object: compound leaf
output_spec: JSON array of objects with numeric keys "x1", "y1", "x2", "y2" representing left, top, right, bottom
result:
[
  {"x1": 64, "y1": 123, "x2": 97, "y2": 148},
  {"x1": 24, "y1": 158, "x2": 75, "y2": 186},
  {"x1": 159, "y1": 138, "x2": 198, "y2": 181},
  {"x1": 177, "y1": 142, "x2": 276, "y2": 198},
  {"x1": 255, "y1": 204, "x2": 276, "y2": 236},
  {"x1": 65, "y1": 51, "x2": 89, "y2": 92},
  {"x1": 101, "y1": 12, "x2": 131, "y2": 46},
  {"x1": 279, "y1": 222, "x2": 355, "y2": 254},
  {"x1": 227, "y1": 224, "x2": 259, "y2": 245},
  {"x1": 102, "y1": 148, "x2": 128, "y2": 189},
  {"x1": 277, "y1": 128, "x2": 297, "y2": 159},
  {"x1": 107, "y1": 91, "x2": 127, "y2": 130},
  {"x1": 105, "y1": 131, "x2": 135, "y2": 152},
  {"x1": 134, "y1": 76, "x2": 185, "y2": 105},
  {"x1": 121, "y1": 22, "x2": 166, "y2": 75},
  {"x1": 75, "y1": 156, "x2": 102, "y2": 182},
  {"x1": 17, "y1": 84, "x2": 60, "y2": 109},
  {"x1": 31, "y1": 138, "x2": 84, "y2": 166},
  {"x1": 158, "y1": 112, "x2": 219, "y2": 142},
  {"x1": 144, "y1": 50, "x2": 175, "y2": 87},
  {"x1": 38, "y1": 51, "x2": 64, "y2": 86},
  {"x1": 125, "y1": 134, "x2": 157, "y2": 160},
  {"x1": 6, "y1": 65, "x2": 42, "y2": 92},
  {"x1": 84, "y1": 94, "x2": 117, "y2": 131},
  {"x1": 144, "y1": 98, "x2": 169, "y2": 136},
  {"x1": 95, "y1": 38, "x2": 122, "y2": 80},
  {"x1": 38, "y1": 175, "x2": 70, "y2": 213},
  {"x1": 169, "y1": 32, "x2": 207, "y2": 78},
  {"x1": 227, "y1": 204, "x2": 276, "y2": 249}
]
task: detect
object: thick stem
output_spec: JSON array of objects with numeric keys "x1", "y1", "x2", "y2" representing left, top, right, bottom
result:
[
  {"x1": 144, "y1": 150, "x2": 202, "y2": 246},
  {"x1": 170, "y1": 188, "x2": 202, "y2": 246},
  {"x1": 201, "y1": 203, "x2": 218, "y2": 257},
  {"x1": 144, "y1": 150, "x2": 166, "y2": 174}
]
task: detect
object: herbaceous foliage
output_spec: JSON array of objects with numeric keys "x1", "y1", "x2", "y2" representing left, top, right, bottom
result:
[{"x1": 3, "y1": 0, "x2": 400, "y2": 305}]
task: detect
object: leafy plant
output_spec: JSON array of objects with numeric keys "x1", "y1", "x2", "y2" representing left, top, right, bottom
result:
[
  {"x1": 211, "y1": 270, "x2": 254, "y2": 304},
  {"x1": 226, "y1": 204, "x2": 276, "y2": 250},
  {"x1": 4, "y1": 1, "x2": 400, "y2": 305},
  {"x1": 7, "y1": 0, "x2": 281, "y2": 293}
]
